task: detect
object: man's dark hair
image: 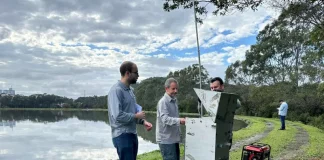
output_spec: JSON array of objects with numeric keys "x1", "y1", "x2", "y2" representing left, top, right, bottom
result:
[
  {"x1": 279, "y1": 100, "x2": 284, "y2": 103},
  {"x1": 120, "y1": 61, "x2": 135, "y2": 76},
  {"x1": 210, "y1": 77, "x2": 224, "y2": 85}
]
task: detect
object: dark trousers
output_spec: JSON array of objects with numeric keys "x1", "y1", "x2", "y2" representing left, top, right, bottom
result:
[
  {"x1": 112, "y1": 133, "x2": 138, "y2": 160},
  {"x1": 280, "y1": 115, "x2": 286, "y2": 129},
  {"x1": 159, "y1": 143, "x2": 180, "y2": 160}
]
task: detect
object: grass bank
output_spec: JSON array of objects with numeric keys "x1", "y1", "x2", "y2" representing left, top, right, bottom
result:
[
  {"x1": 229, "y1": 118, "x2": 298, "y2": 159},
  {"x1": 138, "y1": 144, "x2": 185, "y2": 160},
  {"x1": 138, "y1": 116, "x2": 265, "y2": 160},
  {"x1": 297, "y1": 122, "x2": 324, "y2": 159},
  {"x1": 138, "y1": 116, "x2": 324, "y2": 160},
  {"x1": 233, "y1": 116, "x2": 267, "y2": 143}
]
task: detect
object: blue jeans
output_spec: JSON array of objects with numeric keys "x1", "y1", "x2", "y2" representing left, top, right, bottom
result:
[
  {"x1": 159, "y1": 143, "x2": 180, "y2": 160},
  {"x1": 112, "y1": 133, "x2": 138, "y2": 160},
  {"x1": 280, "y1": 115, "x2": 286, "y2": 129}
]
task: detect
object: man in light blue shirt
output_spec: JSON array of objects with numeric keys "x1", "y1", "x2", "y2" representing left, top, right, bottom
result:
[
  {"x1": 277, "y1": 100, "x2": 288, "y2": 130},
  {"x1": 108, "y1": 61, "x2": 153, "y2": 160}
]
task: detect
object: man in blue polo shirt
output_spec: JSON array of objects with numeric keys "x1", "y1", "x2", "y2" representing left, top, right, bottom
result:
[{"x1": 108, "y1": 61, "x2": 153, "y2": 160}]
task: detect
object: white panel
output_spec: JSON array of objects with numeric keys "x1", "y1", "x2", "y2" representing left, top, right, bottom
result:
[
  {"x1": 194, "y1": 88, "x2": 221, "y2": 122},
  {"x1": 185, "y1": 117, "x2": 216, "y2": 160}
]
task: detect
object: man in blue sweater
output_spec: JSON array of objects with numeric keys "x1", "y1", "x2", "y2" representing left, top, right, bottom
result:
[{"x1": 277, "y1": 100, "x2": 288, "y2": 130}]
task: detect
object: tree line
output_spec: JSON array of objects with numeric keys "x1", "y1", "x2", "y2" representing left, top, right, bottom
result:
[{"x1": 0, "y1": 94, "x2": 107, "y2": 109}]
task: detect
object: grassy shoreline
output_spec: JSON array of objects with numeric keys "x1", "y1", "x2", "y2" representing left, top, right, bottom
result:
[
  {"x1": 138, "y1": 116, "x2": 324, "y2": 160},
  {"x1": 4, "y1": 108, "x2": 322, "y2": 159},
  {"x1": 233, "y1": 116, "x2": 267, "y2": 143},
  {"x1": 138, "y1": 116, "x2": 258, "y2": 160}
]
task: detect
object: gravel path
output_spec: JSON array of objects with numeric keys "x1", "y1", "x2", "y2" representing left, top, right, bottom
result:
[
  {"x1": 230, "y1": 121, "x2": 274, "y2": 151},
  {"x1": 275, "y1": 124, "x2": 309, "y2": 160}
]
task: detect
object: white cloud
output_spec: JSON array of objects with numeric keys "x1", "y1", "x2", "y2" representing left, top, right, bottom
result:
[
  {"x1": 0, "y1": 149, "x2": 9, "y2": 155},
  {"x1": 0, "y1": 0, "x2": 276, "y2": 98},
  {"x1": 223, "y1": 45, "x2": 251, "y2": 63},
  {"x1": 179, "y1": 51, "x2": 226, "y2": 66},
  {"x1": 153, "y1": 53, "x2": 171, "y2": 59},
  {"x1": 168, "y1": 5, "x2": 279, "y2": 49},
  {"x1": 185, "y1": 52, "x2": 194, "y2": 55}
]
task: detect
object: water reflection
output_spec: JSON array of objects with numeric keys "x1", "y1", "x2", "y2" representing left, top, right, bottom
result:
[
  {"x1": 0, "y1": 120, "x2": 16, "y2": 128},
  {"x1": 0, "y1": 110, "x2": 247, "y2": 160},
  {"x1": 0, "y1": 110, "x2": 158, "y2": 160}
]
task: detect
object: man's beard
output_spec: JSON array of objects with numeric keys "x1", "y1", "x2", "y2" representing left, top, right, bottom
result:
[{"x1": 128, "y1": 78, "x2": 137, "y2": 84}]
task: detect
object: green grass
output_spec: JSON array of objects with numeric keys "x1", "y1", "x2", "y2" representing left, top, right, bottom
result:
[
  {"x1": 259, "y1": 119, "x2": 297, "y2": 158},
  {"x1": 137, "y1": 144, "x2": 185, "y2": 160},
  {"x1": 137, "y1": 150, "x2": 162, "y2": 160},
  {"x1": 229, "y1": 116, "x2": 277, "y2": 159},
  {"x1": 296, "y1": 122, "x2": 324, "y2": 159},
  {"x1": 233, "y1": 116, "x2": 268, "y2": 143},
  {"x1": 228, "y1": 118, "x2": 297, "y2": 159},
  {"x1": 138, "y1": 116, "x2": 324, "y2": 160}
]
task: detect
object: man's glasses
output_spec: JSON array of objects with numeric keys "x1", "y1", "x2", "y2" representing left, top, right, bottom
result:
[{"x1": 131, "y1": 71, "x2": 139, "y2": 75}]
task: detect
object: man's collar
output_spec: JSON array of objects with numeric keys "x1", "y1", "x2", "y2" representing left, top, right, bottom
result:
[
  {"x1": 118, "y1": 80, "x2": 130, "y2": 90},
  {"x1": 164, "y1": 93, "x2": 177, "y2": 102}
]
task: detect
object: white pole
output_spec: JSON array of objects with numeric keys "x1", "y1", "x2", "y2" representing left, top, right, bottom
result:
[{"x1": 193, "y1": 0, "x2": 203, "y2": 117}]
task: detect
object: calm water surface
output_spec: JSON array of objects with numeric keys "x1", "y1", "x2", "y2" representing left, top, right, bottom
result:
[{"x1": 0, "y1": 110, "x2": 247, "y2": 160}]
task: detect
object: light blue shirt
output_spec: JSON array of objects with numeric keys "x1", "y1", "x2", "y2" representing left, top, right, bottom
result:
[
  {"x1": 278, "y1": 102, "x2": 288, "y2": 116},
  {"x1": 107, "y1": 81, "x2": 143, "y2": 138}
]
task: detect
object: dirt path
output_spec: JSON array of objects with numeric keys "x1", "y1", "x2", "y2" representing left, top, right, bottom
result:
[
  {"x1": 275, "y1": 124, "x2": 309, "y2": 160},
  {"x1": 230, "y1": 122, "x2": 274, "y2": 151}
]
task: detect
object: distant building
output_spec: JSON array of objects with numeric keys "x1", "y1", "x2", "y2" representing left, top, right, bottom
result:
[{"x1": 0, "y1": 87, "x2": 15, "y2": 96}]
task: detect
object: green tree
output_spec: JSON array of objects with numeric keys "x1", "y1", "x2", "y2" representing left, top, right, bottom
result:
[
  {"x1": 134, "y1": 77, "x2": 166, "y2": 111},
  {"x1": 163, "y1": 0, "x2": 263, "y2": 23},
  {"x1": 134, "y1": 64, "x2": 210, "y2": 113},
  {"x1": 223, "y1": 0, "x2": 324, "y2": 130},
  {"x1": 167, "y1": 64, "x2": 210, "y2": 112},
  {"x1": 225, "y1": 1, "x2": 324, "y2": 86},
  {"x1": 276, "y1": 0, "x2": 324, "y2": 43},
  {"x1": 275, "y1": 0, "x2": 324, "y2": 83}
]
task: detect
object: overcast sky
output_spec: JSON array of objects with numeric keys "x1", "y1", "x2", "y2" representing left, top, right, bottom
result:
[{"x1": 0, "y1": 0, "x2": 279, "y2": 98}]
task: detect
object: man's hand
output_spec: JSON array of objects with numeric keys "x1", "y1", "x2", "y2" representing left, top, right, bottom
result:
[
  {"x1": 135, "y1": 111, "x2": 145, "y2": 119},
  {"x1": 180, "y1": 118, "x2": 186, "y2": 125},
  {"x1": 144, "y1": 120, "x2": 153, "y2": 131}
]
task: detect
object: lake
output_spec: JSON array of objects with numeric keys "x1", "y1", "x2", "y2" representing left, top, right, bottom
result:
[{"x1": 0, "y1": 110, "x2": 247, "y2": 160}]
